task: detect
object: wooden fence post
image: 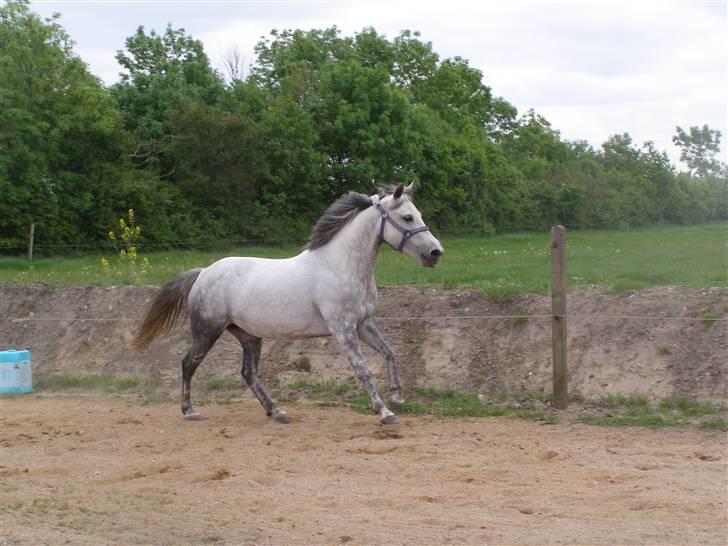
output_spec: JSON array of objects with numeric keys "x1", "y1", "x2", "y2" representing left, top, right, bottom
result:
[
  {"x1": 551, "y1": 225, "x2": 568, "y2": 409},
  {"x1": 28, "y1": 223, "x2": 35, "y2": 264}
]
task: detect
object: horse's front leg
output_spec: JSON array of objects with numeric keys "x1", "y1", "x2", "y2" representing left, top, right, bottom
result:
[
  {"x1": 332, "y1": 322, "x2": 398, "y2": 425},
  {"x1": 357, "y1": 318, "x2": 404, "y2": 410}
]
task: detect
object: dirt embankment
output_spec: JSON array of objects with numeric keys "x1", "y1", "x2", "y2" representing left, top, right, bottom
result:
[{"x1": 1, "y1": 284, "x2": 725, "y2": 402}]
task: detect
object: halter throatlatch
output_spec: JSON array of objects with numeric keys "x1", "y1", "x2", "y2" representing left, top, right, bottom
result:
[{"x1": 371, "y1": 197, "x2": 430, "y2": 252}]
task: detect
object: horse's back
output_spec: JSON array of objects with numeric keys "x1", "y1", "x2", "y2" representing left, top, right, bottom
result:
[{"x1": 189, "y1": 254, "x2": 330, "y2": 339}]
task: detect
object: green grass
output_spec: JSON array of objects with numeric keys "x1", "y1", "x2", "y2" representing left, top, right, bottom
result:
[
  {"x1": 2, "y1": 223, "x2": 726, "y2": 295},
  {"x1": 294, "y1": 355, "x2": 311, "y2": 372},
  {"x1": 579, "y1": 393, "x2": 724, "y2": 429},
  {"x1": 376, "y1": 223, "x2": 728, "y2": 295},
  {"x1": 280, "y1": 381, "x2": 557, "y2": 424},
  {"x1": 700, "y1": 417, "x2": 728, "y2": 430},
  {"x1": 703, "y1": 313, "x2": 718, "y2": 328},
  {"x1": 580, "y1": 411, "x2": 683, "y2": 428},
  {"x1": 507, "y1": 309, "x2": 529, "y2": 326},
  {"x1": 657, "y1": 398, "x2": 718, "y2": 416},
  {"x1": 40, "y1": 373, "x2": 142, "y2": 393},
  {"x1": 599, "y1": 393, "x2": 650, "y2": 408},
  {"x1": 0, "y1": 245, "x2": 297, "y2": 287},
  {"x1": 204, "y1": 378, "x2": 241, "y2": 391}
]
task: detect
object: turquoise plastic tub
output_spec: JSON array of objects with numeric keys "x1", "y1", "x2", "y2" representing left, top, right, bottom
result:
[{"x1": 0, "y1": 349, "x2": 32, "y2": 394}]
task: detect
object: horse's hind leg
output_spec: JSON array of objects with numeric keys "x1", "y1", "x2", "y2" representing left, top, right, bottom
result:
[
  {"x1": 357, "y1": 318, "x2": 404, "y2": 409},
  {"x1": 181, "y1": 319, "x2": 224, "y2": 420},
  {"x1": 228, "y1": 326, "x2": 289, "y2": 424}
]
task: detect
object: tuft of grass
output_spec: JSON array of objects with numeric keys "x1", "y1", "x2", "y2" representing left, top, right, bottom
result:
[
  {"x1": 581, "y1": 392, "x2": 724, "y2": 428},
  {"x1": 282, "y1": 380, "x2": 358, "y2": 401},
  {"x1": 702, "y1": 313, "x2": 717, "y2": 328},
  {"x1": 295, "y1": 355, "x2": 311, "y2": 372},
  {"x1": 599, "y1": 393, "x2": 649, "y2": 408},
  {"x1": 656, "y1": 345, "x2": 672, "y2": 356},
  {"x1": 580, "y1": 412, "x2": 684, "y2": 428},
  {"x1": 30, "y1": 498, "x2": 50, "y2": 513},
  {"x1": 507, "y1": 309, "x2": 528, "y2": 327},
  {"x1": 205, "y1": 378, "x2": 241, "y2": 391},
  {"x1": 56, "y1": 520, "x2": 89, "y2": 531},
  {"x1": 348, "y1": 386, "x2": 557, "y2": 424},
  {"x1": 700, "y1": 417, "x2": 728, "y2": 430},
  {"x1": 44, "y1": 374, "x2": 142, "y2": 393},
  {"x1": 18, "y1": 299, "x2": 37, "y2": 313},
  {"x1": 279, "y1": 381, "x2": 557, "y2": 424},
  {"x1": 657, "y1": 398, "x2": 717, "y2": 416}
]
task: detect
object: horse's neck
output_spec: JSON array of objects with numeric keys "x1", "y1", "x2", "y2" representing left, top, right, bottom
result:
[{"x1": 314, "y1": 207, "x2": 381, "y2": 284}]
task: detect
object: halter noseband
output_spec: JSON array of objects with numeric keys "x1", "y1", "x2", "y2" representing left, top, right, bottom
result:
[{"x1": 373, "y1": 199, "x2": 430, "y2": 252}]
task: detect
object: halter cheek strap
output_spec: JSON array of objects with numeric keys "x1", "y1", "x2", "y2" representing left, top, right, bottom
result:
[{"x1": 372, "y1": 198, "x2": 430, "y2": 252}]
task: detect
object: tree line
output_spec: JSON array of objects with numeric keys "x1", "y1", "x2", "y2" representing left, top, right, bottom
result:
[{"x1": 1, "y1": 0, "x2": 726, "y2": 251}]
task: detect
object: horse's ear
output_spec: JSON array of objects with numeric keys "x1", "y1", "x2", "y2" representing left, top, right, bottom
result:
[
  {"x1": 404, "y1": 181, "x2": 414, "y2": 195},
  {"x1": 393, "y1": 183, "x2": 405, "y2": 200}
]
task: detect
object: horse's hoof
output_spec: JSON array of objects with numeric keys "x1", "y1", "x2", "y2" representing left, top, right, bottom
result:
[
  {"x1": 272, "y1": 409, "x2": 290, "y2": 424},
  {"x1": 388, "y1": 394, "x2": 405, "y2": 410},
  {"x1": 184, "y1": 412, "x2": 202, "y2": 421},
  {"x1": 380, "y1": 414, "x2": 400, "y2": 425}
]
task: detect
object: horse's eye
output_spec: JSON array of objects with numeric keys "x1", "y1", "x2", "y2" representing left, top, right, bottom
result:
[{"x1": 403, "y1": 215, "x2": 414, "y2": 222}]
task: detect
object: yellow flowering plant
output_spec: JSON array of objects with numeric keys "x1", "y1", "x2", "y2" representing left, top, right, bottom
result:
[{"x1": 100, "y1": 209, "x2": 149, "y2": 285}]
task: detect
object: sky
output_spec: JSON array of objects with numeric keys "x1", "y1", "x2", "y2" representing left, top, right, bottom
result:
[{"x1": 25, "y1": 0, "x2": 728, "y2": 168}]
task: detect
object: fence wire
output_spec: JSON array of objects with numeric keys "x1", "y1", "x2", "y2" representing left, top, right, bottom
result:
[
  {"x1": 2, "y1": 222, "x2": 667, "y2": 253},
  {"x1": 1, "y1": 313, "x2": 725, "y2": 323}
]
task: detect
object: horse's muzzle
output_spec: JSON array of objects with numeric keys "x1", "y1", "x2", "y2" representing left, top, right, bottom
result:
[{"x1": 420, "y1": 248, "x2": 443, "y2": 268}]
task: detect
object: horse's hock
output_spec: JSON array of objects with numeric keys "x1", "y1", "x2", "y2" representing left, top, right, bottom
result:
[{"x1": 1, "y1": 283, "x2": 726, "y2": 402}]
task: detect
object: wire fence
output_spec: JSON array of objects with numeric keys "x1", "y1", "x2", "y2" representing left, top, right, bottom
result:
[
  {"x1": 0, "y1": 221, "x2": 678, "y2": 253},
  {"x1": 1, "y1": 313, "x2": 725, "y2": 324}
]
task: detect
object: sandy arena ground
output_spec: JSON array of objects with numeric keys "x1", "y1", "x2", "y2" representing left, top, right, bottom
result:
[{"x1": 1, "y1": 396, "x2": 726, "y2": 545}]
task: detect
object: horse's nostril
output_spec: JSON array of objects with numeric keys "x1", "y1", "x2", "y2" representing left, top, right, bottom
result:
[{"x1": 430, "y1": 248, "x2": 443, "y2": 258}]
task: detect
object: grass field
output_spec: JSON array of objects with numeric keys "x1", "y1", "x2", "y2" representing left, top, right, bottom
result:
[{"x1": 1, "y1": 223, "x2": 726, "y2": 295}]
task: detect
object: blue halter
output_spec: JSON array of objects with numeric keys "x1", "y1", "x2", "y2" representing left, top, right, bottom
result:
[{"x1": 374, "y1": 203, "x2": 430, "y2": 252}]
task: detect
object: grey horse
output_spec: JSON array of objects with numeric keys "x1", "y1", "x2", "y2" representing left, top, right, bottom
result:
[{"x1": 129, "y1": 182, "x2": 444, "y2": 425}]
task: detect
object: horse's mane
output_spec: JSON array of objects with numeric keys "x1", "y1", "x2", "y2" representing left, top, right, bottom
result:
[{"x1": 306, "y1": 191, "x2": 373, "y2": 250}]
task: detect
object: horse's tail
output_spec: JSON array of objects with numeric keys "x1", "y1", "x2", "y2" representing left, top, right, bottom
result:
[{"x1": 128, "y1": 268, "x2": 203, "y2": 351}]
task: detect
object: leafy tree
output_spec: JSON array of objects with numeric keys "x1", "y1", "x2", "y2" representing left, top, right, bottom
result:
[
  {"x1": 673, "y1": 125, "x2": 724, "y2": 178},
  {"x1": 112, "y1": 24, "x2": 224, "y2": 177},
  {"x1": 251, "y1": 27, "x2": 351, "y2": 107},
  {"x1": 2, "y1": 5, "x2": 724, "y2": 250},
  {"x1": 414, "y1": 57, "x2": 493, "y2": 129},
  {"x1": 390, "y1": 30, "x2": 439, "y2": 88},
  {"x1": 0, "y1": 0, "x2": 129, "y2": 247},
  {"x1": 168, "y1": 97, "x2": 325, "y2": 239},
  {"x1": 109, "y1": 24, "x2": 231, "y2": 243}
]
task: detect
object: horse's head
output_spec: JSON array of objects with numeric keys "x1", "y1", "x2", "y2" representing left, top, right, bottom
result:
[{"x1": 374, "y1": 182, "x2": 444, "y2": 267}]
